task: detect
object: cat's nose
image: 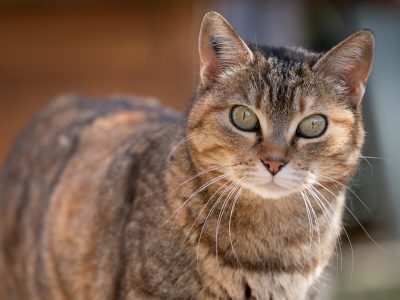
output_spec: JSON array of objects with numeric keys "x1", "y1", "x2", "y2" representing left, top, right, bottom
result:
[{"x1": 261, "y1": 158, "x2": 287, "y2": 175}]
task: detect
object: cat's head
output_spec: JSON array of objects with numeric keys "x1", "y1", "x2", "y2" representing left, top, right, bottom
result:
[{"x1": 186, "y1": 12, "x2": 373, "y2": 199}]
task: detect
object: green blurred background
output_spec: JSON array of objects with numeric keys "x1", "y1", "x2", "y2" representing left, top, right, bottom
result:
[{"x1": 0, "y1": 0, "x2": 399, "y2": 299}]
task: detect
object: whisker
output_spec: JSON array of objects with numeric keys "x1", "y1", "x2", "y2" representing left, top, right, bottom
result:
[
  {"x1": 196, "y1": 178, "x2": 237, "y2": 275},
  {"x1": 302, "y1": 188, "x2": 321, "y2": 255},
  {"x1": 308, "y1": 185, "x2": 339, "y2": 235},
  {"x1": 165, "y1": 164, "x2": 233, "y2": 203},
  {"x1": 167, "y1": 134, "x2": 193, "y2": 161},
  {"x1": 171, "y1": 179, "x2": 233, "y2": 259},
  {"x1": 300, "y1": 190, "x2": 314, "y2": 253},
  {"x1": 311, "y1": 183, "x2": 354, "y2": 277},
  {"x1": 359, "y1": 155, "x2": 388, "y2": 176},
  {"x1": 307, "y1": 185, "x2": 344, "y2": 273},
  {"x1": 166, "y1": 171, "x2": 234, "y2": 233},
  {"x1": 317, "y1": 174, "x2": 371, "y2": 214},
  {"x1": 360, "y1": 156, "x2": 374, "y2": 175},
  {"x1": 315, "y1": 180, "x2": 384, "y2": 253},
  {"x1": 360, "y1": 155, "x2": 387, "y2": 161},
  {"x1": 228, "y1": 186, "x2": 245, "y2": 268},
  {"x1": 215, "y1": 177, "x2": 245, "y2": 261}
]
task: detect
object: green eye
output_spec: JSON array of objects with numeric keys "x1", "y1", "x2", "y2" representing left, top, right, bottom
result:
[
  {"x1": 297, "y1": 114, "x2": 328, "y2": 138},
  {"x1": 230, "y1": 106, "x2": 259, "y2": 131}
]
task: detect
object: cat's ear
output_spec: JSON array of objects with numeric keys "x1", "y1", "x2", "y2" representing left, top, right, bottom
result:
[
  {"x1": 313, "y1": 30, "x2": 374, "y2": 108},
  {"x1": 198, "y1": 11, "x2": 254, "y2": 88}
]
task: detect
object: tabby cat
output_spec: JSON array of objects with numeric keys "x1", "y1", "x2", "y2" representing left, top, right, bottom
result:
[{"x1": 0, "y1": 11, "x2": 374, "y2": 300}]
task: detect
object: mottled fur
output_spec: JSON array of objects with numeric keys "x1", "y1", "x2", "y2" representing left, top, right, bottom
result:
[{"x1": 0, "y1": 12, "x2": 373, "y2": 299}]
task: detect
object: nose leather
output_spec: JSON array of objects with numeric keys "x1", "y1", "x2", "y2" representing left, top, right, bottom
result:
[{"x1": 261, "y1": 158, "x2": 286, "y2": 175}]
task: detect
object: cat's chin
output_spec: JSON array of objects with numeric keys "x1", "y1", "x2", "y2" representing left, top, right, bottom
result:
[{"x1": 242, "y1": 181, "x2": 297, "y2": 200}]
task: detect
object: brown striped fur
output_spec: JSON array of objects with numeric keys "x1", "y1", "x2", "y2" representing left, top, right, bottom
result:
[{"x1": 0, "y1": 12, "x2": 374, "y2": 299}]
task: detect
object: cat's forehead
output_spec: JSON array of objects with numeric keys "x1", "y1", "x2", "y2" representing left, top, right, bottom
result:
[
  {"x1": 213, "y1": 46, "x2": 322, "y2": 124},
  {"x1": 244, "y1": 50, "x2": 316, "y2": 121}
]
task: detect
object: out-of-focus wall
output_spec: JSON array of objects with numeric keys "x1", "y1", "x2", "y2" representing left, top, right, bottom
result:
[{"x1": 0, "y1": 1, "x2": 205, "y2": 163}]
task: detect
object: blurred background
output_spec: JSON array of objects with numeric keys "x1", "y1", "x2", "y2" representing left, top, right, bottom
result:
[{"x1": 0, "y1": 0, "x2": 399, "y2": 299}]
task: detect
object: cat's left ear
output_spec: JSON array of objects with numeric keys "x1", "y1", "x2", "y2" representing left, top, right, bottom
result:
[
  {"x1": 313, "y1": 30, "x2": 374, "y2": 108},
  {"x1": 198, "y1": 11, "x2": 254, "y2": 89}
]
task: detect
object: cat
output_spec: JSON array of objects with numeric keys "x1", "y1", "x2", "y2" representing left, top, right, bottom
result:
[{"x1": 0, "y1": 11, "x2": 374, "y2": 300}]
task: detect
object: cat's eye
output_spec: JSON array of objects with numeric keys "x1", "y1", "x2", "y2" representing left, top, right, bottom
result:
[
  {"x1": 230, "y1": 106, "x2": 259, "y2": 131},
  {"x1": 297, "y1": 114, "x2": 327, "y2": 138}
]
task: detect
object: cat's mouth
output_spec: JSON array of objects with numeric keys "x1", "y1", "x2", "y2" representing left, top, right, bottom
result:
[
  {"x1": 241, "y1": 180, "x2": 295, "y2": 199},
  {"x1": 259, "y1": 181, "x2": 288, "y2": 191}
]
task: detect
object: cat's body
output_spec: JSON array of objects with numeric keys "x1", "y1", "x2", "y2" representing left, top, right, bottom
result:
[
  {"x1": 0, "y1": 12, "x2": 373, "y2": 300},
  {"x1": 0, "y1": 94, "x2": 337, "y2": 300}
]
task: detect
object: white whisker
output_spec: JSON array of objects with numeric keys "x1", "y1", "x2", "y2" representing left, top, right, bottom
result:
[
  {"x1": 165, "y1": 165, "x2": 232, "y2": 204},
  {"x1": 166, "y1": 171, "x2": 234, "y2": 234},
  {"x1": 228, "y1": 186, "x2": 244, "y2": 268},
  {"x1": 360, "y1": 155, "x2": 387, "y2": 161},
  {"x1": 196, "y1": 178, "x2": 237, "y2": 275},
  {"x1": 302, "y1": 187, "x2": 321, "y2": 256},
  {"x1": 215, "y1": 178, "x2": 244, "y2": 260},
  {"x1": 318, "y1": 174, "x2": 371, "y2": 214},
  {"x1": 167, "y1": 134, "x2": 193, "y2": 161},
  {"x1": 311, "y1": 183, "x2": 355, "y2": 277},
  {"x1": 300, "y1": 190, "x2": 314, "y2": 252},
  {"x1": 360, "y1": 156, "x2": 374, "y2": 175},
  {"x1": 307, "y1": 185, "x2": 344, "y2": 273},
  {"x1": 315, "y1": 180, "x2": 384, "y2": 253},
  {"x1": 172, "y1": 179, "x2": 233, "y2": 258}
]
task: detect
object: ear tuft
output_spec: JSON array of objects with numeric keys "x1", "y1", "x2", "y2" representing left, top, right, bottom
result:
[
  {"x1": 199, "y1": 12, "x2": 254, "y2": 89},
  {"x1": 313, "y1": 30, "x2": 374, "y2": 108}
]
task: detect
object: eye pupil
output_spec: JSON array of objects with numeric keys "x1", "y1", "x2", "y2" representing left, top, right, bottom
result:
[{"x1": 230, "y1": 105, "x2": 259, "y2": 132}]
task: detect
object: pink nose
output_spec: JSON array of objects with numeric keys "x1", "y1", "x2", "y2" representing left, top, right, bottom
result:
[{"x1": 261, "y1": 159, "x2": 286, "y2": 175}]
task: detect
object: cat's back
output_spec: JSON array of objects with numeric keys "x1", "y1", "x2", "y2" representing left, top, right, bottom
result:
[{"x1": 0, "y1": 94, "x2": 179, "y2": 299}]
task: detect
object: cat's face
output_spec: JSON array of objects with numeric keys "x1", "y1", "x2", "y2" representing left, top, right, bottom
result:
[{"x1": 187, "y1": 12, "x2": 373, "y2": 200}]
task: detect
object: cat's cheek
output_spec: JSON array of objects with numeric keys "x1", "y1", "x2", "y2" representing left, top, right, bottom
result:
[
  {"x1": 345, "y1": 151, "x2": 361, "y2": 166},
  {"x1": 328, "y1": 128, "x2": 353, "y2": 151}
]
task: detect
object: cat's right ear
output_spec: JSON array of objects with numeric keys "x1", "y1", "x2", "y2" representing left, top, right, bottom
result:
[{"x1": 198, "y1": 12, "x2": 254, "y2": 89}]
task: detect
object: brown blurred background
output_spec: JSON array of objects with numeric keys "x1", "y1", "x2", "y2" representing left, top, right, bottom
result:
[
  {"x1": 1, "y1": 0, "x2": 400, "y2": 299},
  {"x1": 0, "y1": 1, "x2": 206, "y2": 163}
]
